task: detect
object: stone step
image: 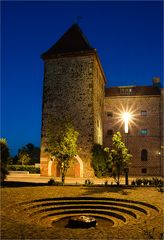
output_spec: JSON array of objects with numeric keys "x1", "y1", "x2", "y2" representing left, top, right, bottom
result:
[{"x1": 20, "y1": 197, "x2": 160, "y2": 228}]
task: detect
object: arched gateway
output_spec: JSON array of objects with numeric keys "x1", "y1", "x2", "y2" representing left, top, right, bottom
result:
[{"x1": 47, "y1": 155, "x2": 83, "y2": 178}]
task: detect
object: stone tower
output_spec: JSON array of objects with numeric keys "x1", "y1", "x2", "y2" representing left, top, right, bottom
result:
[{"x1": 40, "y1": 24, "x2": 106, "y2": 178}]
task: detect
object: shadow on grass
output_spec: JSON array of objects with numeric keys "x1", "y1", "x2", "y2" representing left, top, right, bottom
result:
[
  {"x1": 1, "y1": 181, "x2": 48, "y2": 188},
  {"x1": 80, "y1": 185, "x2": 137, "y2": 196}
]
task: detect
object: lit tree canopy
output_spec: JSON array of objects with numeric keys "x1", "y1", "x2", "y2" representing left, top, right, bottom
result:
[
  {"x1": 45, "y1": 119, "x2": 79, "y2": 183},
  {"x1": 104, "y1": 132, "x2": 132, "y2": 185}
]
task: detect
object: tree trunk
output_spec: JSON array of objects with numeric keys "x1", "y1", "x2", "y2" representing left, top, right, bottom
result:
[
  {"x1": 61, "y1": 174, "x2": 65, "y2": 185},
  {"x1": 125, "y1": 169, "x2": 129, "y2": 185},
  {"x1": 117, "y1": 172, "x2": 120, "y2": 186}
]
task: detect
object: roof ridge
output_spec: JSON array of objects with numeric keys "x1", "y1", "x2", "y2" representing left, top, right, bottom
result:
[{"x1": 41, "y1": 23, "x2": 94, "y2": 59}]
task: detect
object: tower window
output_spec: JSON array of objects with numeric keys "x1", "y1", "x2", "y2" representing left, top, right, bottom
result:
[
  {"x1": 107, "y1": 129, "x2": 113, "y2": 136},
  {"x1": 107, "y1": 112, "x2": 113, "y2": 117},
  {"x1": 141, "y1": 168, "x2": 147, "y2": 174},
  {"x1": 141, "y1": 111, "x2": 147, "y2": 116},
  {"x1": 141, "y1": 149, "x2": 148, "y2": 161}
]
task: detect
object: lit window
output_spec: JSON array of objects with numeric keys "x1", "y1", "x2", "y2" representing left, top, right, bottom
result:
[
  {"x1": 107, "y1": 112, "x2": 113, "y2": 117},
  {"x1": 141, "y1": 111, "x2": 147, "y2": 116},
  {"x1": 107, "y1": 129, "x2": 113, "y2": 136},
  {"x1": 140, "y1": 129, "x2": 148, "y2": 135},
  {"x1": 120, "y1": 88, "x2": 132, "y2": 95},
  {"x1": 141, "y1": 168, "x2": 147, "y2": 174},
  {"x1": 141, "y1": 149, "x2": 148, "y2": 161}
]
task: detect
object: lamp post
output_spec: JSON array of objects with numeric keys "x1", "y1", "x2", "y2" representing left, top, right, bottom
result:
[
  {"x1": 122, "y1": 112, "x2": 131, "y2": 134},
  {"x1": 122, "y1": 112, "x2": 131, "y2": 185}
]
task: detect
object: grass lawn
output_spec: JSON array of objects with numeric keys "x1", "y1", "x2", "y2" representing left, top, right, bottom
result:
[{"x1": 1, "y1": 184, "x2": 164, "y2": 239}]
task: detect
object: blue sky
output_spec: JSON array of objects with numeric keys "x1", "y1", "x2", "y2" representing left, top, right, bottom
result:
[{"x1": 1, "y1": 1, "x2": 163, "y2": 156}]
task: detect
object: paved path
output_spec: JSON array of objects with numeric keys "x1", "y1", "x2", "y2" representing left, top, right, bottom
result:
[{"x1": 6, "y1": 173, "x2": 144, "y2": 185}]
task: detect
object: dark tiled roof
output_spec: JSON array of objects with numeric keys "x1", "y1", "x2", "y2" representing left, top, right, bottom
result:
[
  {"x1": 105, "y1": 86, "x2": 161, "y2": 97},
  {"x1": 42, "y1": 24, "x2": 94, "y2": 59}
]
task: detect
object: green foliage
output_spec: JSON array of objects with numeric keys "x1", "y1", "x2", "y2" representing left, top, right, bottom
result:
[
  {"x1": 131, "y1": 178, "x2": 164, "y2": 187},
  {"x1": 8, "y1": 165, "x2": 40, "y2": 174},
  {"x1": 0, "y1": 138, "x2": 10, "y2": 182},
  {"x1": 47, "y1": 178, "x2": 56, "y2": 186},
  {"x1": 45, "y1": 118, "x2": 79, "y2": 184},
  {"x1": 17, "y1": 143, "x2": 40, "y2": 165},
  {"x1": 0, "y1": 138, "x2": 10, "y2": 165},
  {"x1": 105, "y1": 132, "x2": 132, "y2": 185},
  {"x1": 84, "y1": 179, "x2": 94, "y2": 186},
  {"x1": 47, "y1": 178, "x2": 62, "y2": 186},
  {"x1": 18, "y1": 151, "x2": 31, "y2": 165},
  {"x1": 104, "y1": 180, "x2": 108, "y2": 186},
  {"x1": 92, "y1": 144, "x2": 107, "y2": 177}
]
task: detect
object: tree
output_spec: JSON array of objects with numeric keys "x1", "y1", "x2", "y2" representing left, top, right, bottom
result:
[
  {"x1": 18, "y1": 150, "x2": 31, "y2": 165},
  {"x1": 104, "y1": 132, "x2": 132, "y2": 185},
  {"x1": 92, "y1": 144, "x2": 107, "y2": 177},
  {"x1": 17, "y1": 143, "x2": 40, "y2": 165},
  {"x1": 0, "y1": 138, "x2": 10, "y2": 183},
  {"x1": 45, "y1": 119, "x2": 79, "y2": 184}
]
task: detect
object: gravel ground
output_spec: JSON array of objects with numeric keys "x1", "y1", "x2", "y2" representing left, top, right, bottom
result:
[{"x1": 1, "y1": 185, "x2": 164, "y2": 240}]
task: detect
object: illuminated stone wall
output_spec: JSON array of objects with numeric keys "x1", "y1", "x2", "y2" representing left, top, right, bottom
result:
[
  {"x1": 40, "y1": 53, "x2": 105, "y2": 178},
  {"x1": 104, "y1": 95, "x2": 162, "y2": 176}
]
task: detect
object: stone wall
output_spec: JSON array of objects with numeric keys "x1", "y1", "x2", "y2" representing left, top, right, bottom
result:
[
  {"x1": 40, "y1": 53, "x2": 105, "y2": 178},
  {"x1": 93, "y1": 60, "x2": 104, "y2": 145},
  {"x1": 104, "y1": 95, "x2": 162, "y2": 176}
]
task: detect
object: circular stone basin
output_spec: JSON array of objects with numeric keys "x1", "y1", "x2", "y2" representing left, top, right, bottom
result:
[{"x1": 68, "y1": 215, "x2": 97, "y2": 228}]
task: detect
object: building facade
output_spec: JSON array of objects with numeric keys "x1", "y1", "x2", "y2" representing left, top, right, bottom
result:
[
  {"x1": 40, "y1": 24, "x2": 163, "y2": 178},
  {"x1": 104, "y1": 81, "x2": 163, "y2": 176}
]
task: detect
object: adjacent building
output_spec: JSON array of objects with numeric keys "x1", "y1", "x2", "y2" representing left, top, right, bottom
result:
[
  {"x1": 40, "y1": 24, "x2": 163, "y2": 178},
  {"x1": 104, "y1": 79, "x2": 163, "y2": 176}
]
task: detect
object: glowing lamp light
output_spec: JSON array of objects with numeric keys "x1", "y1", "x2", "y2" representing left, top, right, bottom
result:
[{"x1": 122, "y1": 112, "x2": 131, "y2": 133}]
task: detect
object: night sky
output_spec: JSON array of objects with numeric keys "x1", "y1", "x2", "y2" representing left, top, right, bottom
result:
[{"x1": 1, "y1": 1, "x2": 163, "y2": 156}]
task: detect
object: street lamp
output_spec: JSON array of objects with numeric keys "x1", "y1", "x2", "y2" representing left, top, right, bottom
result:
[
  {"x1": 122, "y1": 112, "x2": 131, "y2": 185},
  {"x1": 122, "y1": 112, "x2": 131, "y2": 133}
]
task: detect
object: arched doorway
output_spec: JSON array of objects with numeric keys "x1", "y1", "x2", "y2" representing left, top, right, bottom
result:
[
  {"x1": 74, "y1": 155, "x2": 83, "y2": 178},
  {"x1": 48, "y1": 155, "x2": 84, "y2": 178},
  {"x1": 64, "y1": 155, "x2": 83, "y2": 178}
]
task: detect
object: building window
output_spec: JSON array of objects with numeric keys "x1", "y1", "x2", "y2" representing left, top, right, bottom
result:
[
  {"x1": 107, "y1": 129, "x2": 113, "y2": 136},
  {"x1": 120, "y1": 88, "x2": 132, "y2": 95},
  {"x1": 141, "y1": 110, "x2": 147, "y2": 116},
  {"x1": 107, "y1": 112, "x2": 113, "y2": 117},
  {"x1": 140, "y1": 129, "x2": 148, "y2": 135},
  {"x1": 141, "y1": 149, "x2": 148, "y2": 161},
  {"x1": 141, "y1": 168, "x2": 147, "y2": 174}
]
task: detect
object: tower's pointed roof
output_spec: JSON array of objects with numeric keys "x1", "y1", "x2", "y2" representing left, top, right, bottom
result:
[{"x1": 42, "y1": 24, "x2": 94, "y2": 59}]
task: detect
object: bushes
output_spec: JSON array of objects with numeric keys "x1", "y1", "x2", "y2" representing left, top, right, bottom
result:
[
  {"x1": 47, "y1": 178, "x2": 64, "y2": 186},
  {"x1": 48, "y1": 178, "x2": 56, "y2": 186},
  {"x1": 8, "y1": 165, "x2": 40, "y2": 174},
  {"x1": 84, "y1": 179, "x2": 94, "y2": 186},
  {"x1": 0, "y1": 138, "x2": 10, "y2": 183},
  {"x1": 1, "y1": 163, "x2": 9, "y2": 183},
  {"x1": 92, "y1": 144, "x2": 107, "y2": 177},
  {"x1": 131, "y1": 178, "x2": 164, "y2": 187}
]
